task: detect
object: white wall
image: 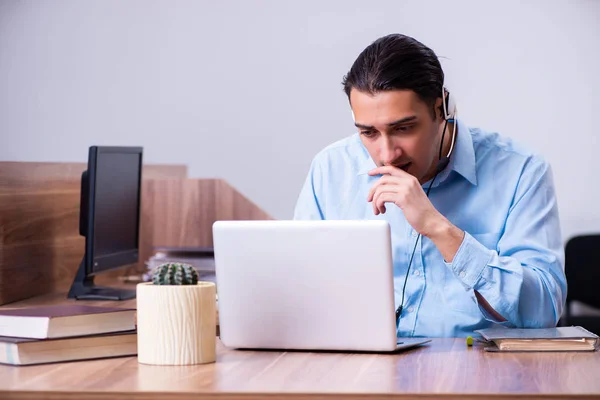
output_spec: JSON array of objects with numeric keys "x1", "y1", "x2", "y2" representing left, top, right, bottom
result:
[{"x1": 1, "y1": 0, "x2": 599, "y2": 244}]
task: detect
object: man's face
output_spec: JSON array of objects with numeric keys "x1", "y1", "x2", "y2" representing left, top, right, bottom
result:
[{"x1": 350, "y1": 89, "x2": 444, "y2": 183}]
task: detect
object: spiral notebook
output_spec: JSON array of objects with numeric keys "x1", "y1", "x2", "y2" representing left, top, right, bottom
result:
[{"x1": 475, "y1": 326, "x2": 599, "y2": 352}]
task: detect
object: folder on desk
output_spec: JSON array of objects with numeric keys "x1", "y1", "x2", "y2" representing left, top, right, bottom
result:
[{"x1": 475, "y1": 326, "x2": 599, "y2": 352}]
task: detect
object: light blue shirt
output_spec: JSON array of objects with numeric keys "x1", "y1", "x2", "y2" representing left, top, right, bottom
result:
[{"x1": 293, "y1": 119, "x2": 567, "y2": 338}]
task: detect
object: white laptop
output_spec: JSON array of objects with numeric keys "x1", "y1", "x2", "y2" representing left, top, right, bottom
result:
[{"x1": 212, "y1": 220, "x2": 430, "y2": 352}]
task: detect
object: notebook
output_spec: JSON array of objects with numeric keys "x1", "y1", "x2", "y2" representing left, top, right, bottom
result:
[
  {"x1": 0, "y1": 305, "x2": 136, "y2": 339},
  {"x1": 475, "y1": 326, "x2": 599, "y2": 352},
  {"x1": 0, "y1": 330, "x2": 137, "y2": 365}
]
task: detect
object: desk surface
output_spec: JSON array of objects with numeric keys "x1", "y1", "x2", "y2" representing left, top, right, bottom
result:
[{"x1": 1, "y1": 292, "x2": 600, "y2": 400}]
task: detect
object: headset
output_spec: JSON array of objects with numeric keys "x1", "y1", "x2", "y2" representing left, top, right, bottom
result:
[
  {"x1": 435, "y1": 86, "x2": 458, "y2": 173},
  {"x1": 395, "y1": 86, "x2": 458, "y2": 330}
]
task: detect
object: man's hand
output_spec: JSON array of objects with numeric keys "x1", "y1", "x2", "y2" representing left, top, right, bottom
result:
[
  {"x1": 367, "y1": 166, "x2": 464, "y2": 262},
  {"x1": 367, "y1": 166, "x2": 440, "y2": 236}
]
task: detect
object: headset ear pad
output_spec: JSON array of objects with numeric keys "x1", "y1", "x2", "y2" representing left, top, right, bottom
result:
[{"x1": 443, "y1": 88, "x2": 457, "y2": 121}]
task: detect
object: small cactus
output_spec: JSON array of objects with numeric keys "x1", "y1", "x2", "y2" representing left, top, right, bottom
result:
[{"x1": 152, "y1": 263, "x2": 199, "y2": 285}]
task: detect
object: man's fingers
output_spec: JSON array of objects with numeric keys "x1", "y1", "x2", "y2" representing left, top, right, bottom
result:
[
  {"x1": 374, "y1": 192, "x2": 396, "y2": 215},
  {"x1": 372, "y1": 186, "x2": 400, "y2": 215},
  {"x1": 368, "y1": 166, "x2": 411, "y2": 178},
  {"x1": 367, "y1": 175, "x2": 402, "y2": 202}
]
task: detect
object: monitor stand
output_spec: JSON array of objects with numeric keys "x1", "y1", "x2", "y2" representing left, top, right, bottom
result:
[{"x1": 67, "y1": 257, "x2": 136, "y2": 300}]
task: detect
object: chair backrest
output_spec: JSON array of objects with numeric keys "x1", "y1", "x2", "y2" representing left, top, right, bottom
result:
[{"x1": 565, "y1": 235, "x2": 600, "y2": 309}]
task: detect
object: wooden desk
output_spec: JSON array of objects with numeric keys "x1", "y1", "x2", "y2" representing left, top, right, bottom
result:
[
  {"x1": 1, "y1": 338, "x2": 600, "y2": 400},
  {"x1": 1, "y1": 294, "x2": 600, "y2": 399}
]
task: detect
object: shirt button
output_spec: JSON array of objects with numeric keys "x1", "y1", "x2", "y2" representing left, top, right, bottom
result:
[
  {"x1": 413, "y1": 270, "x2": 420, "y2": 276},
  {"x1": 407, "y1": 306, "x2": 415, "y2": 313},
  {"x1": 411, "y1": 231, "x2": 418, "y2": 237},
  {"x1": 459, "y1": 271, "x2": 466, "y2": 278}
]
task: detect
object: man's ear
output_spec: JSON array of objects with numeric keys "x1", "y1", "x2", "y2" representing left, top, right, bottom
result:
[{"x1": 434, "y1": 97, "x2": 445, "y2": 122}]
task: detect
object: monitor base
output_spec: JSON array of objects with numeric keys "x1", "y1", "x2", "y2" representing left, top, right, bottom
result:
[
  {"x1": 67, "y1": 257, "x2": 136, "y2": 301},
  {"x1": 72, "y1": 286, "x2": 136, "y2": 301}
]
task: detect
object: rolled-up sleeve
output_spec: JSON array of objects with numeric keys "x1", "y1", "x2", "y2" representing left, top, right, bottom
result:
[{"x1": 445, "y1": 158, "x2": 566, "y2": 328}]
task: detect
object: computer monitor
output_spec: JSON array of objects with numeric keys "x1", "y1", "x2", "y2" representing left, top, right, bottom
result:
[{"x1": 67, "y1": 146, "x2": 143, "y2": 300}]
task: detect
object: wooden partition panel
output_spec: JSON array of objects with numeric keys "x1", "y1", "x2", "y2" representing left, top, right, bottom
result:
[
  {"x1": 0, "y1": 162, "x2": 188, "y2": 305},
  {"x1": 0, "y1": 163, "x2": 272, "y2": 305},
  {"x1": 139, "y1": 179, "x2": 273, "y2": 265}
]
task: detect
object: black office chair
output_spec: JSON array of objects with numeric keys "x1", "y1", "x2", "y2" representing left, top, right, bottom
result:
[{"x1": 559, "y1": 235, "x2": 600, "y2": 334}]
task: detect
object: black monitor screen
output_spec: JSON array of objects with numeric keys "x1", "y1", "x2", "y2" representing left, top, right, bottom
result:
[{"x1": 92, "y1": 151, "x2": 141, "y2": 270}]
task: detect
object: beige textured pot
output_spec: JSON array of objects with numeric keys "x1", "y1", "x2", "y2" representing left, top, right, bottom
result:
[{"x1": 136, "y1": 282, "x2": 216, "y2": 365}]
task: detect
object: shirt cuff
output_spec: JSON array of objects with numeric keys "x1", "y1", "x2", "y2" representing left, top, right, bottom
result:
[{"x1": 443, "y1": 231, "x2": 494, "y2": 289}]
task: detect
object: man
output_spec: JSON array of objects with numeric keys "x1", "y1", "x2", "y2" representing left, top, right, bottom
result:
[{"x1": 293, "y1": 33, "x2": 567, "y2": 337}]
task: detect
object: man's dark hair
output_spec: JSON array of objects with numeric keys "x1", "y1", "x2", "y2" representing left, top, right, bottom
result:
[{"x1": 342, "y1": 34, "x2": 444, "y2": 119}]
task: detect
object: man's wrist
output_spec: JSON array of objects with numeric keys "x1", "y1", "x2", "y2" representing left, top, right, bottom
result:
[{"x1": 425, "y1": 217, "x2": 465, "y2": 263}]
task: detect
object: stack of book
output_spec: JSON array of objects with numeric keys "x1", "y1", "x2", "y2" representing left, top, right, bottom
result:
[{"x1": 0, "y1": 304, "x2": 137, "y2": 366}]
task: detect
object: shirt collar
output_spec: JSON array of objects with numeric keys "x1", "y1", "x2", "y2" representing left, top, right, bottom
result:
[
  {"x1": 356, "y1": 118, "x2": 478, "y2": 186},
  {"x1": 447, "y1": 118, "x2": 477, "y2": 186}
]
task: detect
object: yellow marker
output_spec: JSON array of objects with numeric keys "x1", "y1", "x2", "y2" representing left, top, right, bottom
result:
[{"x1": 466, "y1": 336, "x2": 473, "y2": 346}]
